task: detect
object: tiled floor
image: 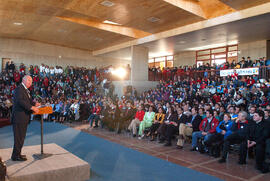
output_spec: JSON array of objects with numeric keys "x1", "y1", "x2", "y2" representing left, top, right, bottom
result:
[{"x1": 66, "y1": 122, "x2": 270, "y2": 181}]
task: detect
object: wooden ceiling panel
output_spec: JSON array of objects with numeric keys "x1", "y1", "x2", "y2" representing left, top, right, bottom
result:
[
  {"x1": 0, "y1": 10, "x2": 51, "y2": 36},
  {"x1": 0, "y1": 0, "x2": 269, "y2": 52},
  {"x1": 25, "y1": 18, "x2": 134, "y2": 51},
  {"x1": 65, "y1": 0, "x2": 204, "y2": 33},
  {"x1": 219, "y1": 0, "x2": 270, "y2": 10}
]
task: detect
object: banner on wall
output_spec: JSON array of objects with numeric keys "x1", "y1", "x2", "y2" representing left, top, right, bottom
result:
[{"x1": 220, "y1": 67, "x2": 259, "y2": 77}]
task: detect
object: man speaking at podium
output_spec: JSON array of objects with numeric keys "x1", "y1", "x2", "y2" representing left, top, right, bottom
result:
[{"x1": 11, "y1": 75, "x2": 40, "y2": 161}]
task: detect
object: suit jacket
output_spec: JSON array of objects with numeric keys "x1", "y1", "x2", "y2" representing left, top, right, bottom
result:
[
  {"x1": 164, "y1": 113, "x2": 178, "y2": 126},
  {"x1": 248, "y1": 120, "x2": 270, "y2": 144},
  {"x1": 177, "y1": 114, "x2": 188, "y2": 126},
  {"x1": 123, "y1": 108, "x2": 135, "y2": 121},
  {"x1": 190, "y1": 115, "x2": 202, "y2": 132},
  {"x1": 11, "y1": 84, "x2": 35, "y2": 124}
]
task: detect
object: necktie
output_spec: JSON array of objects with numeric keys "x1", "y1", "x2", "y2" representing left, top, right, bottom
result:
[{"x1": 26, "y1": 89, "x2": 30, "y2": 98}]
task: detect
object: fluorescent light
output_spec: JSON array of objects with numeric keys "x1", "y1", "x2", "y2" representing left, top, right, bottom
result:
[
  {"x1": 100, "y1": 0, "x2": 115, "y2": 7},
  {"x1": 147, "y1": 17, "x2": 160, "y2": 23},
  {"x1": 103, "y1": 20, "x2": 121, "y2": 25},
  {"x1": 13, "y1": 22, "x2": 23, "y2": 26}
]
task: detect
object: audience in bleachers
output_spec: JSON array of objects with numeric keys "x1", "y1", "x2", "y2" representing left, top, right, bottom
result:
[
  {"x1": 1, "y1": 56, "x2": 270, "y2": 173},
  {"x1": 149, "y1": 56, "x2": 270, "y2": 81}
]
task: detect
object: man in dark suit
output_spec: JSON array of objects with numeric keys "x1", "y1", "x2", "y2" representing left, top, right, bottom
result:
[
  {"x1": 11, "y1": 75, "x2": 39, "y2": 161},
  {"x1": 248, "y1": 110, "x2": 270, "y2": 173},
  {"x1": 177, "y1": 107, "x2": 202, "y2": 149},
  {"x1": 116, "y1": 102, "x2": 135, "y2": 133},
  {"x1": 164, "y1": 107, "x2": 187, "y2": 146}
]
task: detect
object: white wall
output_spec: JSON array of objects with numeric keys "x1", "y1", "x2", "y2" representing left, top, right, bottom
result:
[
  {"x1": 238, "y1": 40, "x2": 267, "y2": 61},
  {"x1": 0, "y1": 38, "x2": 130, "y2": 70},
  {"x1": 173, "y1": 51, "x2": 196, "y2": 67}
]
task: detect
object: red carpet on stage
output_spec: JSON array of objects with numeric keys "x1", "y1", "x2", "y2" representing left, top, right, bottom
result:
[{"x1": 0, "y1": 118, "x2": 11, "y2": 128}]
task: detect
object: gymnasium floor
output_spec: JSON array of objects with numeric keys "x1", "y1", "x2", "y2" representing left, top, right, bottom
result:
[
  {"x1": 0, "y1": 121, "x2": 220, "y2": 181},
  {"x1": 70, "y1": 122, "x2": 270, "y2": 181},
  {"x1": 0, "y1": 121, "x2": 269, "y2": 181}
]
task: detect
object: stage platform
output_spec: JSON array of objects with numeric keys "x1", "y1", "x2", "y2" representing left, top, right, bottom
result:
[{"x1": 0, "y1": 143, "x2": 90, "y2": 181}]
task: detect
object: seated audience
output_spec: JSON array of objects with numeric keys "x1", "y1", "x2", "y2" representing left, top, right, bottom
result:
[
  {"x1": 138, "y1": 106, "x2": 155, "y2": 139},
  {"x1": 190, "y1": 109, "x2": 219, "y2": 151},
  {"x1": 177, "y1": 107, "x2": 202, "y2": 149}
]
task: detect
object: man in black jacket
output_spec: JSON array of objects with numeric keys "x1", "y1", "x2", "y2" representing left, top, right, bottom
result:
[
  {"x1": 11, "y1": 75, "x2": 39, "y2": 161},
  {"x1": 177, "y1": 107, "x2": 202, "y2": 149},
  {"x1": 248, "y1": 110, "x2": 270, "y2": 173},
  {"x1": 164, "y1": 107, "x2": 187, "y2": 146}
]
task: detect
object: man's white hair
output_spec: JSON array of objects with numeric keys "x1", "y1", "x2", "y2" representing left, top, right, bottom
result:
[{"x1": 22, "y1": 75, "x2": 32, "y2": 82}]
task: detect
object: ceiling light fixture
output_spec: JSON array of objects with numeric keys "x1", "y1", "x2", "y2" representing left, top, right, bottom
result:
[
  {"x1": 13, "y1": 22, "x2": 23, "y2": 26},
  {"x1": 103, "y1": 20, "x2": 121, "y2": 25},
  {"x1": 147, "y1": 17, "x2": 160, "y2": 23},
  {"x1": 179, "y1": 41, "x2": 186, "y2": 44},
  {"x1": 100, "y1": 0, "x2": 115, "y2": 7},
  {"x1": 57, "y1": 29, "x2": 67, "y2": 33}
]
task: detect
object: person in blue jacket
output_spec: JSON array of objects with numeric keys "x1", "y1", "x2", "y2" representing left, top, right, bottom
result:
[{"x1": 205, "y1": 113, "x2": 234, "y2": 157}]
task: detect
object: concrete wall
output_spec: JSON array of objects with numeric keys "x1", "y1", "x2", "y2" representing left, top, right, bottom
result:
[
  {"x1": 0, "y1": 38, "x2": 130, "y2": 70},
  {"x1": 173, "y1": 51, "x2": 196, "y2": 67},
  {"x1": 238, "y1": 40, "x2": 267, "y2": 61}
]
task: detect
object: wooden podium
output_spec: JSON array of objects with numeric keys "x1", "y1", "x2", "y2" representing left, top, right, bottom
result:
[{"x1": 33, "y1": 106, "x2": 53, "y2": 160}]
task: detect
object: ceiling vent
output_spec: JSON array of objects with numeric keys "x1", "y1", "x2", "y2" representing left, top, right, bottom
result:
[
  {"x1": 100, "y1": 1, "x2": 115, "y2": 7},
  {"x1": 147, "y1": 17, "x2": 160, "y2": 23}
]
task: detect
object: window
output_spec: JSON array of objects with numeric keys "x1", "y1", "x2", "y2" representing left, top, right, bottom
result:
[
  {"x1": 148, "y1": 55, "x2": 174, "y2": 68},
  {"x1": 196, "y1": 45, "x2": 238, "y2": 66}
]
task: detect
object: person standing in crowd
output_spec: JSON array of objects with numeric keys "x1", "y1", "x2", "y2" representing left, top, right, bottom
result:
[{"x1": 11, "y1": 75, "x2": 40, "y2": 161}]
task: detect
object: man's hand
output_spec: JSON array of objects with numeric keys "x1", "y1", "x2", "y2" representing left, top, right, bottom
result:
[
  {"x1": 31, "y1": 106, "x2": 39, "y2": 114},
  {"x1": 35, "y1": 102, "x2": 41, "y2": 107},
  {"x1": 187, "y1": 123, "x2": 192, "y2": 127},
  {"x1": 171, "y1": 121, "x2": 177, "y2": 126},
  {"x1": 248, "y1": 140, "x2": 256, "y2": 148},
  {"x1": 221, "y1": 130, "x2": 226, "y2": 135},
  {"x1": 202, "y1": 132, "x2": 208, "y2": 135}
]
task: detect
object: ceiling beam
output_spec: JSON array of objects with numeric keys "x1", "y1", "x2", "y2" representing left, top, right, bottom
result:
[
  {"x1": 93, "y1": 2, "x2": 270, "y2": 55},
  {"x1": 56, "y1": 16, "x2": 152, "y2": 39},
  {"x1": 163, "y1": 0, "x2": 207, "y2": 19},
  {"x1": 198, "y1": 0, "x2": 236, "y2": 19}
]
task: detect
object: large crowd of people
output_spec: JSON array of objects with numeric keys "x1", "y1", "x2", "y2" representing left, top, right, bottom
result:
[
  {"x1": 1, "y1": 56, "x2": 270, "y2": 174},
  {"x1": 0, "y1": 62, "x2": 118, "y2": 120},
  {"x1": 149, "y1": 56, "x2": 270, "y2": 81}
]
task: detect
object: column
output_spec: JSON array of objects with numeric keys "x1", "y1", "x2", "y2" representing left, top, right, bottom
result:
[{"x1": 131, "y1": 45, "x2": 149, "y2": 82}]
